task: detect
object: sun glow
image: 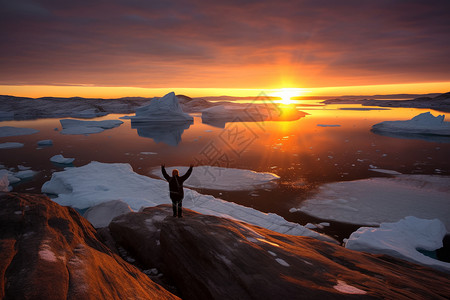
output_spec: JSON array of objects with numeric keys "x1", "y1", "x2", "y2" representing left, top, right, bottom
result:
[{"x1": 272, "y1": 88, "x2": 307, "y2": 105}]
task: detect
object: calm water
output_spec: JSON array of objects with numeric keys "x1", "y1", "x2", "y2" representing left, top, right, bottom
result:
[{"x1": 2, "y1": 102, "x2": 449, "y2": 240}]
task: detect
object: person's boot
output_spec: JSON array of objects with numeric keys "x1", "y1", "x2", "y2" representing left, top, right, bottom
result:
[
  {"x1": 177, "y1": 205, "x2": 183, "y2": 218},
  {"x1": 172, "y1": 204, "x2": 177, "y2": 217}
]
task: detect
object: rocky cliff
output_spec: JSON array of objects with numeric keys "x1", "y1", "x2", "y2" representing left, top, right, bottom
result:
[
  {"x1": 109, "y1": 205, "x2": 450, "y2": 300},
  {"x1": 0, "y1": 193, "x2": 179, "y2": 299}
]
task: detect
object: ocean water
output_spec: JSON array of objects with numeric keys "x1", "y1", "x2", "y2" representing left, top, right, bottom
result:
[{"x1": 1, "y1": 103, "x2": 449, "y2": 240}]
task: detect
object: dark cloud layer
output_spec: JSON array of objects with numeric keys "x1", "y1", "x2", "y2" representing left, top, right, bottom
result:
[{"x1": 0, "y1": 0, "x2": 449, "y2": 88}]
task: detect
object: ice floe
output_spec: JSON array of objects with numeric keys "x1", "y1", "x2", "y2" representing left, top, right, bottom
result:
[
  {"x1": 130, "y1": 92, "x2": 193, "y2": 123},
  {"x1": 59, "y1": 119, "x2": 123, "y2": 135},
  {"x1": 345, "y1": 216, "x2": 450, "y2": 273},
  {"x1": 372, "y1": 112, "x2": 450, "y2": 142},
  {"x1": 151, "y1": 166, "x2": 279, "y2": 191},
  {"x1": 0, "y1": 126, "x2": 39, "y2": 137},
  {"x1": 50, "y1": 154, "x2": 75, "y2": 164},
  {"x1": 0, "y1": 174, "x2": 9, "y2": 192},
  {"x1": 41, "y1": 161, "x2": 334, "y2": 242},
  {"x1": 0, "y1": 142, "x2": 24, "y2": 149},
  {"x1": 292, "y1": 175, "x2": 450, "y2": 231},
  {"x1": 317, "y1": 124, "x2": 341, "y2": 127},
  {"x1": 38, "y1": 140, "x2": 53, "y2": 146},
  {"x1": 83, "y1": 199, "x2": 133, "y2": 228}
]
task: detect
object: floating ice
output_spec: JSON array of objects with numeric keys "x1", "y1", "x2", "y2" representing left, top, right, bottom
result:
[
  {"x1": 0, "y1": 142, "x2": 24, "y2": 149},
  {"x1": 50, "y1": 154, "x2": 75, "y2": 164},
  {"x1": 151, "y1": 166, "x2": 280, "y2": 191},
  {"x1": 42, "y1": 161, "x2": 334, "y2": 242},
  {"x1": 345, "y1": 216, "x2": 450, "y2": 273},
  {"x1": 59, "y1": 119, "x2": 123, "y2": 135},
  {"x1": 293, "y1": 175, "x2": 450, "y2": 231},
  {"x1": 0, "y1": 126, "x2": 39, "y2": 137},
  {"x1": 15, "y1": 170, "x2": 37, "y2": 179},
  {"x1": 38, "y1": 140, "x2": 53, "y2": 146},
  {"x1": 130, "y1": 92, "x2": 193, "y2": 123},
  {"x1": 317, "y1": 124, "x2": 341, "y2": 127},
  {"x1": 372, "y1": 112, "x2": 450, "y2": 141},
  {"x1": 368, "y1": 168, "x2": 402, "y2": 175},
  {"x1": 0, "y1": 174, "x2": 9, "y2": 192}
]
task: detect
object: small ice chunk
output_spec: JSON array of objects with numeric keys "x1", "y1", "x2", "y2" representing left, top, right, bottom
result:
[
  {"x1": 368, "y1": 168, "x2": 402, "y2": 175},
  {"x1": 140, "y1": 152, "x2": 157, "y2": 155},
  {"x1": 15, "y1": 170, "x2": 37, "y2": 179},
  {"x1": 38, "y1": 140, "x2": 53, "y2": 146},
  {"x1": 317, "y1": 124, "x2": 341, "y2": 127},
  {"x1": 0, "y1": 174, "x2": 9, "y2": 192},
  {"x1": 0, "y1": 142, "x2": 24, "y2": 149},
  {"x1": 50, "y1": 154, "x2": 75, "y2": 164}
]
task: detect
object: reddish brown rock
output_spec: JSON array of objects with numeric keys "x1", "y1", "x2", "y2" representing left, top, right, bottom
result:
[
  {"x1": 110, "y1": 205, "x2": 450, "y2": 300},
  {"x1": 0, "y1": 193, "x2": 179, "y2": 300}
]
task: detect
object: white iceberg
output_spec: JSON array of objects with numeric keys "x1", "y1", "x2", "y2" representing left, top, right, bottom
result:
[
  {"x1": 372, "y1": 112, "x2": 450, "y2": 141},
  {"x1": 50, "y1": 154, "x2": 75, "y2": 164},
  {"x1": 130, "y1": 92, "x2": 193, "y2": 123},
  {"x1": 59, "y1": 119, "x2": 123, "y2": 135},
  {"x1": 0, "y1": 126, "x2": 39, "y2": 137},
  {"x1": 83, "y1": 199, "x2": 133, "y2": 228},
  {"x1": 292, "y1": 175, "x2": 450, "y2": 231},
  {"x1": 151, "y1": 165, "x2": 279, "y2": 191},
  {"x1": 41, "y1": 161, "x2": 334, "y2": 242},
  {"x1": 345, "y1": 216, "x2": 450, "y2": 273},
  {"x1": 0, "y1": 142, "x2": 24, "y2": 149}
]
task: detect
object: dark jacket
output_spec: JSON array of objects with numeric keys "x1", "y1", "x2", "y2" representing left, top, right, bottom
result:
[{"x1": 161, "y1": 165, "x2": 193, "y2": 200}]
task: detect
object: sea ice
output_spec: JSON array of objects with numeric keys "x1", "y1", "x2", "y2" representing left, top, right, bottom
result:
[
  {"x1": 59, "y1": 119, "x2": 123, "y2": 135},
  {"x1": 41, "y1": 161, "x2": 334, "y2": 242},
  {"x1": 50, "y1": 154, "x2": 75, "y2": 164},
  {"x1": 372, "y1": 112, "x2": 450, "y2": 141},
  {"x1": 317, "y1": 124, "x2": 341, "y2": 127},
  {"x1": 0, "y1": 142, "x2": 24, "y2": 149},
  {"x1": 38, "y1": 140, "x2": 53, "y2": 146},
  {"x1": 0, "y1": 174, "x2": 9, "y2": 192},
  {"x1": 292, "y1": 175, "x2": 450, "y2": 231},
  {"x1": 0, "y1": 126, "x2": 39, "y2": 137},
  {"x1": 345, "y1": 216, "x2": 450, "y2": 273},
  {"x1": 83, "y1": 200, "x2": 133, "y2": 228},
  {"x1": 151, "y1": 166, "x2": 280, "y2": 191},
  {"x1": 130, "y1": 92, "x2": 193, "y2": 123},
  {"x1": 15, "y1": 170, "x2": 37, "y2": 179}
]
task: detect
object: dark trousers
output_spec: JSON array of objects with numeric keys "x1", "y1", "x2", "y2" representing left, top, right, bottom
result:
[{"x1": 171, "y1": 199, "x2": 183, "y2": 218}]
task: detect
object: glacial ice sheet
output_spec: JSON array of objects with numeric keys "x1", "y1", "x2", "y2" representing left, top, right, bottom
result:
[
  {"x1": 345, "y1": 216, "x2": 450, "y2": 273},
  {"x1": 292, "y1": 175, "x2": 450, "y2": 231},
  {"x1": 41, "y1": 161, "x2": 334, "y2": 242}
]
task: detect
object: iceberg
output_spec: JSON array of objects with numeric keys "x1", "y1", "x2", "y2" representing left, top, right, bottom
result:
[
  {"x1": 292, "y1": 175, "x2": 450, "y2": 231},
  {"x1": 371, "y1": 112, "x2": 450, "y2": 142},
  {"x1": 41, "y1": 161, "x2": 334, "y2": 242},
  {"x1": 59, "y1": 119, "x2": 123, "y2": 135},
  {"x1": 0, "y1": 142, "x2": 24, "y2": 149},
  {"x1": 151, "y1": 165, "x2": 279, "y2": 191},
  {"x1": 130, "y1": 92, "x2": 193, "y2": 123},
  {"x1": 37, "y1": 140, "x2": 53, "y2": 146},
  {"x1": 345, "y1": 216, "x2": 450, "y2": 273},
  {"x1": 0, "y1": 126, "x2": 39, "y2": 137},
  {"x1": 50, "y1": 154, "x2": 75, "y2": 164}
]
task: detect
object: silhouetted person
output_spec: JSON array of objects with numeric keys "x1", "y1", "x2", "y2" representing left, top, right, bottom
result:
[{"x1": 161, "y1": 164, "x2": 193, "y2": 218}]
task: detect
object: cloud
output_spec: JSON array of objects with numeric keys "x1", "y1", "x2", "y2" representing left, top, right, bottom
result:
[{"x1": 0, "y1": 0, "x2": 449, "y2": 88}]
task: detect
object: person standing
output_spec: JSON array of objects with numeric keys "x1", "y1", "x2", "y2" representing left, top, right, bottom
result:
[{"x1": 161, "y1": 164, "x2": 193, "y2": 218}]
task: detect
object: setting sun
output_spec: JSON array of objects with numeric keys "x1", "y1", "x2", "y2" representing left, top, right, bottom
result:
[{"x1": 272, "y1": 88, "x2": 306, "y2": 105}]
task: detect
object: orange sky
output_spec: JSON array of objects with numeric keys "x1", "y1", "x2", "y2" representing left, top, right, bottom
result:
[{"x1": 0, "y1": 1, "x2": 449, "y2": 98}]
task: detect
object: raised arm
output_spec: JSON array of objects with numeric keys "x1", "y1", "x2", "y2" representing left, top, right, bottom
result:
[
  {"x1": 161, "y1": 164, "x2": 171, "y2": 181},
  {"x1": 180, "y1": 165, "x2": 193, "y2": 182}
]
